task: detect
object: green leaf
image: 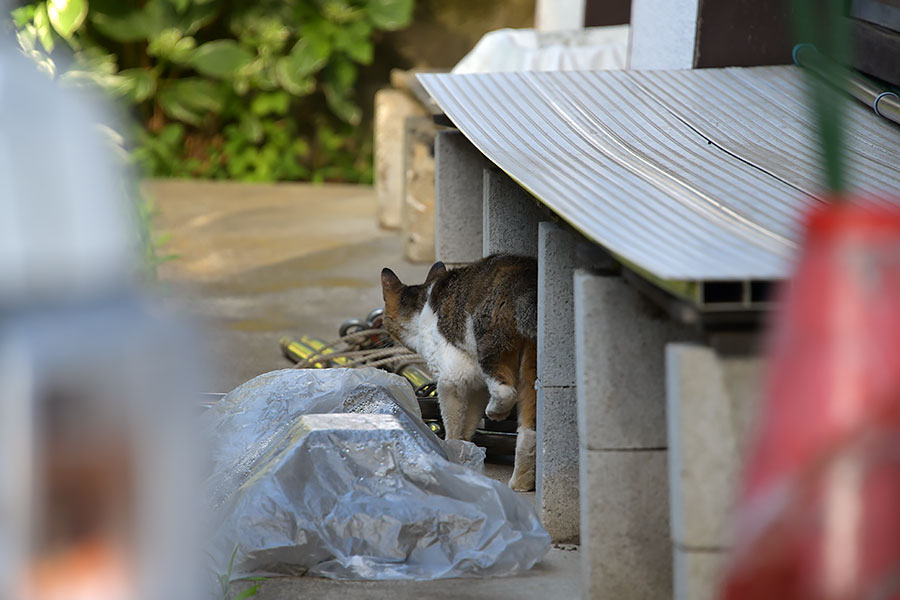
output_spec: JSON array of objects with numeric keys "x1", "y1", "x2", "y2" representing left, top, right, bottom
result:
[
  {"x1": 118, "y1": 68, "x2": 157, "y2": 102},
  {"x1": 323, "y1": 83, "x2": 361, "y2": 125},
  {"x1": 33, "y1": 4, "x2": 55, "y2": 53},
  {"x1": 333, "y1": 20, "x2": 373, "y2": 64},
  {"x1": 274, "y1": 57, "x2": 315, "y2": 96},
  {"x1": 366, "y1": 0, "x2": 414, "y2": 31},
  {"x1": 90, "y1": 0, "x2": 148, "y2": 42},
  {"x1": 147, "y1": 28, "x2": 196, "y2": 63},
  {"x1": 47, "y1": 0, "x2": 88, "y2": 39},
  {"x1": 11, "y1": 5, "x2": 37, "y2": 28},
  {"x1": 158, "y1": 78, "x2": 226, "y2": 124},
  {"x1": 250, "y1": 91, "x2": 290, "y2": 116},
  {"x1": 239, "y1": 114, "x2": 263, "y2": 143},
  {"x1": 231, "y1": 585, "x2": 261, "y2": 600},
  {"x1": 168, "y1": 0, "x2": 190, "y2": 13},
  {"x1": 286, "y1": 39, "x2": 328, "y2": 77},
  {"x1": 190, "y1": 40, "x2": 254, "y2": 79},
  {"x1": 323, "y1": 56, "x2": 357, "y2": 94}
]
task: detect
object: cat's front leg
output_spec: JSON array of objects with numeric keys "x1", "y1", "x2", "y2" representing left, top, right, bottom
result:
[{"x1": 437, "y1": 380, "x2": 468, "y2": 440}]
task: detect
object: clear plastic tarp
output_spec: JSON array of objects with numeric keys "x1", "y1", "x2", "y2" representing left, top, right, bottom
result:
[{"x1": 203, "y1": 368, "x2": 550, "y2": 581}]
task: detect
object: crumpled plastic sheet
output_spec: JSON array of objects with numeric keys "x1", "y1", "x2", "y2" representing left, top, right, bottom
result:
[{"x1": 203, "y1": 368, "x2": 550, "y2": 582}]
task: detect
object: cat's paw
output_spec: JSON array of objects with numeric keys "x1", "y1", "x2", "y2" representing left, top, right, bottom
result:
[
  {"x1": 485, "y1": 401, "x2": 512, "y2": 422},
  {"x1": 509, "y1": 469, "x2": 535, "y2": 492}
]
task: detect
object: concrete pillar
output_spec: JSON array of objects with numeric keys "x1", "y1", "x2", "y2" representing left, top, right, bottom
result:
[
  {"x1": 374, "y1": 89, "x2": 425, "y2": 229},
  {"x1": 629, "y1": 0, "x2": 700, "y2": 70},
  {"x1": 402, "y1": 115, "x2": 436, "y2": 263},
  {"x1": 574, "y1": 270, "x2": 696, "y2": 599},
  {"x1": 434, "y1": 130, "x2": 492, "y2": 265},
  {"x1": 482, "y1": 169, "x2": 541, "y2": 258},
  {"x1": 666, "y1": 338, "x2": 762, "y2": 600},
  {"x1": 535, "y1": 224, "x2": 614, "y2": 543}
]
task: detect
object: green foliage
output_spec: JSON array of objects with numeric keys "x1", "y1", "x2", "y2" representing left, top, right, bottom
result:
[
  {"x1": 215, "y1": 545, "x2": 267, "y2": 600},
  {"x1": 9, "y1": 0, "x2": 416, "y2": 183}
]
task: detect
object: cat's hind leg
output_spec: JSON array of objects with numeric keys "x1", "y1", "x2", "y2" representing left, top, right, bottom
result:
[
  {"x1": 437, "y1": 381, "x2": 468, "y2": 440},
  {"x1": 478, "y1": 340, "x2": 521, "y2": 422},
  {"x1": 510, "y1": 339, "x2": 537, "y2": 492}
]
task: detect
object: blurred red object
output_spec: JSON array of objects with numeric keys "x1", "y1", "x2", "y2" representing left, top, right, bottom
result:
[{"x1": 722, "y1": 202, "x2": 900, "y2": 600}]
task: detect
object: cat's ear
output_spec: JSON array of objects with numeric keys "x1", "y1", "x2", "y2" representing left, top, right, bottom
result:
[
  {"x1": 425, "y1": 261, "x2": 447, "y2": 284},
  {"x1": 381, "y1": 268, "x2": 403, "y2": 301}
]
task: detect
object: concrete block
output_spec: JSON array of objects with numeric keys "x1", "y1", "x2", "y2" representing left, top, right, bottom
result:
[
  {"x1": 374, "y1": 89, "x2": 425, "y2": 229},
  {"x1": 574, "y1": 271, "x2": 697, "y2": 450},
  {"x1": 535, "y1": 383, "x2": 579, "y2": 543},
  {"x1": 482, "y1": 169, "x2": 540, "y2": 258},
  {"x1": 630, "y1": 0, "x2": 700, "y2": 70},
  {"x1": 580, "y1": 448, "x2": 672, "y2": 600},
  {"x1": 666, "y1": 342, "x2": 761, "y2": 549},
  {"x1": 674, "y1": 546, "x2": 727, "y2": 600},
  {"x1": 434, "y1": 130, "x2": 492, "y2": 264},
  {"x1": 537, "y1": 224, "x2": 613, "y2": 388},
  {"x1": 402, "y1": 116, "x2": 436, "y2": 263}
]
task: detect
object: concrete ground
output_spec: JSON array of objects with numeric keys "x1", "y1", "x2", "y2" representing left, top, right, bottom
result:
[
  {"x1": 148, "y1": 179, "x2": 433, "y2": 391},
  {"x1": 148, "y1": 180, "x2": 579, "y2": 600}
]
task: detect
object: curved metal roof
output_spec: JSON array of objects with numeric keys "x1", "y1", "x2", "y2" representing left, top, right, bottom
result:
[{"x1": 418, "y1": 66, "x2": 900, "y2": 282}]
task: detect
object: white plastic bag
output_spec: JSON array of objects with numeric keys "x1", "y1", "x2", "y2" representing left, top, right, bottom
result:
[{"x1": 203, "y1": 368, "x2": 550, "y2": 581}]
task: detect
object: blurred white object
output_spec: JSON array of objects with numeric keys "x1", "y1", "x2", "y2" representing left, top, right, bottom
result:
[
  {"x1": 452, "y1": 26, "x2": 629, "y2": 74},
  {"x1": 0, "y1": 51, "x2": 136, "y2": 308},
  {"x1": 0, "y1": 39, "x2": 203, "y2": 600},
  {"x1": 535, "y1": 0, "x2": 586, "y2": 31}
]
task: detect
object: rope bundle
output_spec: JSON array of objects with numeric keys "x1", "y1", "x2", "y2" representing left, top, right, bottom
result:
[{"x1": 291, "y1": 328, "x2": 427, "y2": 372}]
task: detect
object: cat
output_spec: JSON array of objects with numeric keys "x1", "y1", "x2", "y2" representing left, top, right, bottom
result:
[{"x1": 380, "y1": 254, "x2": 537, "y2": 491}]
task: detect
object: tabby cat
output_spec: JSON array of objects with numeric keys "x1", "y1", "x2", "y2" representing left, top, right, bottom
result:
[{"x1": 380, "y1": 254, "x2": 537, "y2": 491}]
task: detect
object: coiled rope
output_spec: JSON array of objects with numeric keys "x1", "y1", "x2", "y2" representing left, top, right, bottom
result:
[{"x1": 291, "y1": 328, "x2": 427, "y2": 372}]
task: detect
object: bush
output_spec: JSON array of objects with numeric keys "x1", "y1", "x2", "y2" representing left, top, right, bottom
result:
[{"x1": 10, "y1": 0, "x2": 415, "y2": 182}]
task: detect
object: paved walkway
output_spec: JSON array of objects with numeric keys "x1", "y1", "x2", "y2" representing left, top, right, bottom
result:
[
  {"x1": 147, "y1": 180, "x2": 579, "y2": 600},
  {"x1": 148, "y1": 180, "x2": 432, "y2": 391}
]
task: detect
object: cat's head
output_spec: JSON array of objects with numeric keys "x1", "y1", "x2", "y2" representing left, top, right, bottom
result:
[{"x1": 380, "y1": 261, "x2": 447, "y2": 348}]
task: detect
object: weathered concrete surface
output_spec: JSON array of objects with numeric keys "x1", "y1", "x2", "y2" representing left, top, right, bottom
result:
[
  {"x1": 403, "y1": 115, "x2": 437, "y2": 263},
  {"x1": 574, "y1": 271, "x2": 696, "y2": 600},
  {"x1": 534, "y1": 222, "x2": 614, "y2": 544},
  {"x1": 375, "y1": 89, "x2": 426, "y2": 230},
  {"x1": 232, "y1": 545, "x2": 580, "y2": 600},
  {"x1": 147, "y1": 180, "x2": 432, "y2": 392},
  {"x1": 482, "y1": 169, "x2": 540, "y2": 258},
  {"x1": 666, "y1": 340, "x2": 761, "y2": 600},
  {"x1": 435, "y1": 130, "x2": 492, "y2": 264}
]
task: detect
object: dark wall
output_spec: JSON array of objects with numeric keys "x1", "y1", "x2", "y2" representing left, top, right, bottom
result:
[
  {"x1": 694, "y1": 0, "x2": 795, "y2": 68},
  {"x1": 584, "y1": 0, "x2": 632, "y2": 26}
]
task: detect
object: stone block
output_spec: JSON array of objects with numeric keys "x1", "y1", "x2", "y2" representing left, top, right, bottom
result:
[
  {"x1": 630, "y1": 0, "x2": 700, "y2": 70},
  {"x1": 402, "y1": 116, "x2": 436, "y2": 263},
  {"x1": 574, "y1": 271, "x2": 696, "y2": 451},
  {"x1": 537, "y1": 224, "x2": 613, "y2": 388},
  {"x1": 434, "y1": 130, "x2": 492, "y2": 264},
  {"x1": 580, "y1": 447, "x2": 672, "y2": 600},
  {"x1": 374, "y1": 89, "x2": 425, "y2": 230},
  {"x1": 535, "y1": 383, "x2": 579, "y2": 543},
  {"x1": 482, "y1": 169, "x2": 540, "y2": 258},
  {"x1": 674, "y1": 546, "x2": 727, "y2": 600},
  {"x1": 665, "y1": 342, "x2": 761, "y2": 549}
]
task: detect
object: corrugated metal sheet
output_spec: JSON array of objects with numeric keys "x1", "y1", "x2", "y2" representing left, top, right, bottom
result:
[{"x1": 418, "y1": 66, "x2": 900, "y2": 282}]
